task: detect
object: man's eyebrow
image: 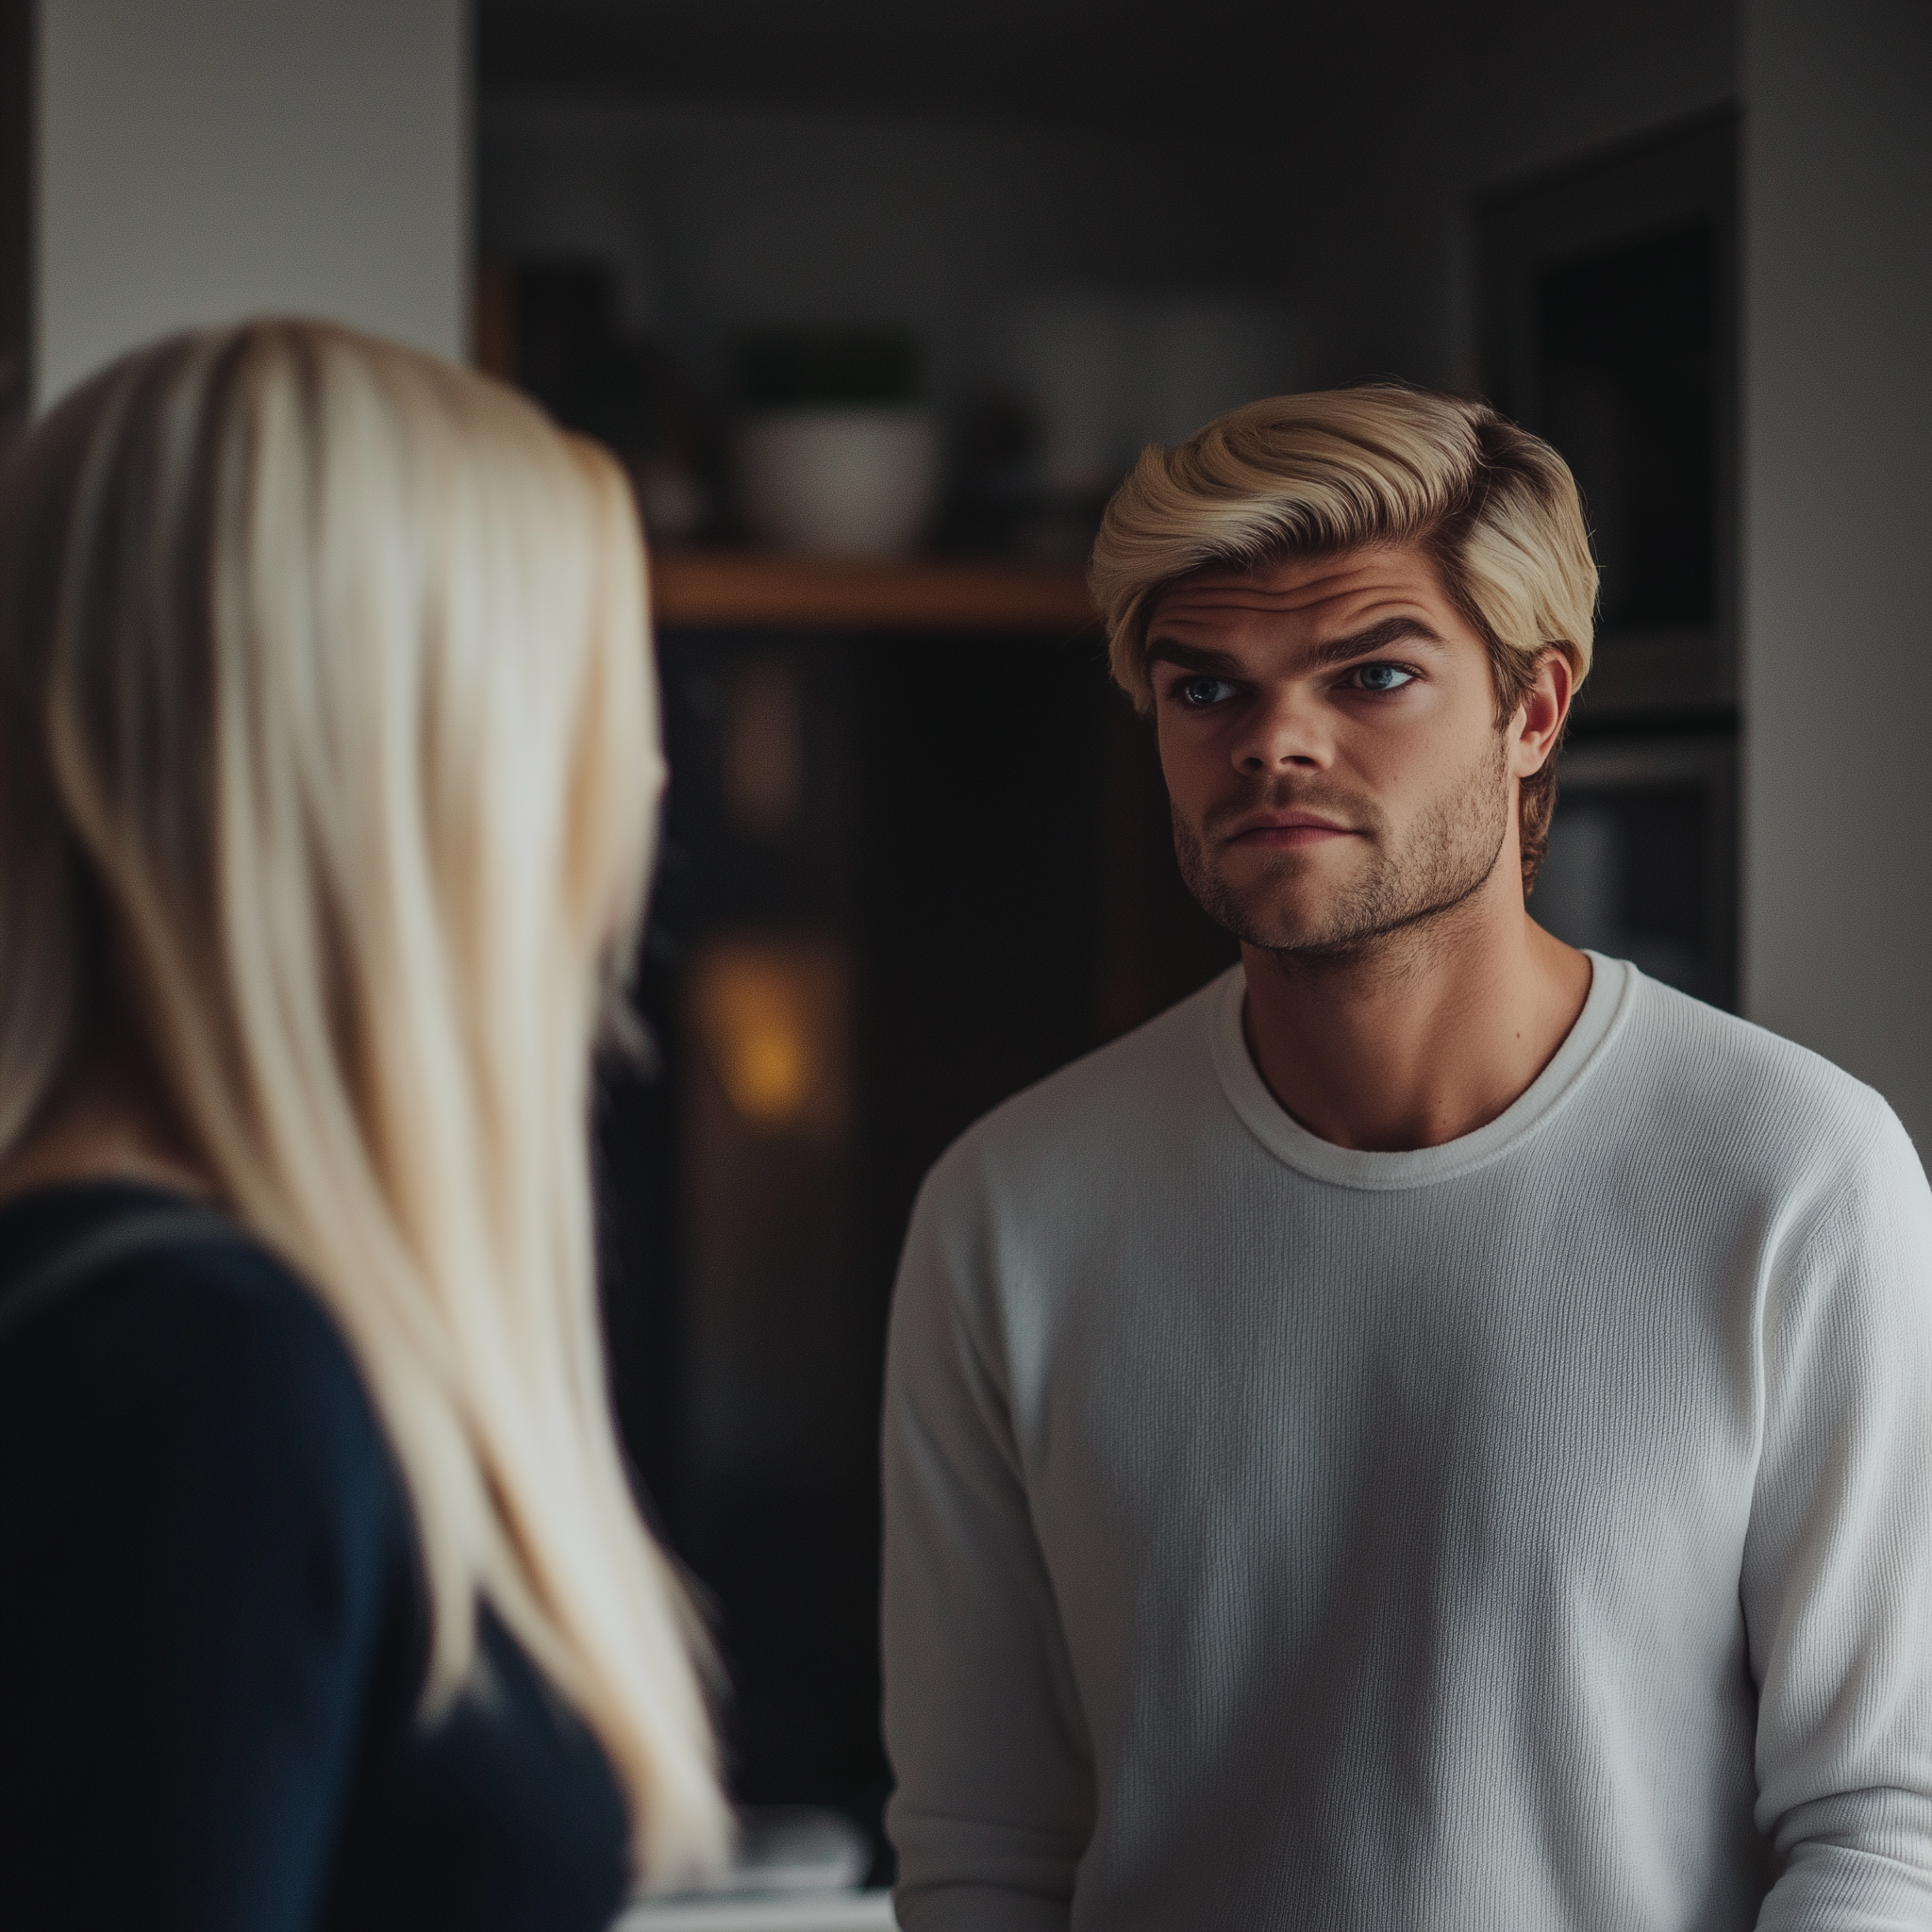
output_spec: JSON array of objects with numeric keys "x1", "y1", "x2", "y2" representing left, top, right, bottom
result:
[
  {"x1": 1301, "y1": 616, "x2": 1448, "y2": 670},
  {"x1": 1144, "y1": 615, "x2": 1447, "y2": 679},
  {"x1": 1144, "y1": 639, "x2": 1247, "y2": 676}
]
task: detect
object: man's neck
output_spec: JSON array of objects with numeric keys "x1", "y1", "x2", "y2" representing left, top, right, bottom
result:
[{"x1": 1239, "y1": 870, "x2": 1592, "y2": 1154}]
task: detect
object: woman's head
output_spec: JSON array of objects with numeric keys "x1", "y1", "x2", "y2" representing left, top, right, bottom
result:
[{"x1": 0, "y1": 321, "x2": 725, "y2": 1880}]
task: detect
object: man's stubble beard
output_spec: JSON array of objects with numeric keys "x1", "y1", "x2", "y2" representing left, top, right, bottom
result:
[{"x1": 1172, "y1": 733, "x2": 1514, "y2": 968}]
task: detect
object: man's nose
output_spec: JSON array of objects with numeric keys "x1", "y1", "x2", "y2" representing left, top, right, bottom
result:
[{"x1": 1232, "y1": 686, "x2": 1326, "y2": 774}]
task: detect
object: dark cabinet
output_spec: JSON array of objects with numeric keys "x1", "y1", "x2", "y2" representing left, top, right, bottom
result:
[
  {"x1": 1479, "y1": 112, "x2": 1741, "y2": 1009},
  {"x1": 595, "y1": 562, "x2": 1233, "y2": 1865}
]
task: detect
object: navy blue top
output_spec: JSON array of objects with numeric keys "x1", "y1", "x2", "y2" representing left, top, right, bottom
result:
[{"x1": 0, "y1": 1182, "x2": 631, "y2": 1931}]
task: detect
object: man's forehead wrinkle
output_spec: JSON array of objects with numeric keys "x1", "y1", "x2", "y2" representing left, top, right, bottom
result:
[
  {"x1": 1176, "y1": 539, "x2": 1423, "y2": 587},
  {"x1": 1158, "y1": 576, "x2": 1372, "y2": 619},
  {"x1": 1156, "y1": 563, "x2": 1444, "y2": 628}
]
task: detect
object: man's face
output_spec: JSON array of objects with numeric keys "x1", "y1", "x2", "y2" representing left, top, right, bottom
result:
[{"x1": 1148, "y1": 544, "x2": 1549, "y2": 960}]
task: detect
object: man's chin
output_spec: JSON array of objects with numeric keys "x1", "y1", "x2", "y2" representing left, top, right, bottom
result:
[
  {"x1": 1194, "y1": 885, "x2": 1346, "y2": 955},
  {"x1": 1233, "y1": 920, "x2": 1353, "y2": 957},
  {"x1": 1174, "y1": 832, "x2": 1383, "y2": 954}
]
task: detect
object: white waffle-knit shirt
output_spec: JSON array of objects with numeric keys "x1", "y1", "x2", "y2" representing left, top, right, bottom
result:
[{"x1": 882, "y1": 957, "x2": 1932, "y2": 1931}]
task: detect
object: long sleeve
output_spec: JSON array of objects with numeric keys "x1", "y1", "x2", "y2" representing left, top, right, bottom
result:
[
  {"x1": 882, "y1": 1164, "x2": 1094, "y2": 1932},
  {"x1": 1744, "y1": 1105, "x2": 1932, "y2": 1927},
  {"x1": 877, "y1": 966, "x2": 1932, "y2": 1929},
  {"x1": 0, "y1": 1240, "x2": 402, "y2": 1932}
]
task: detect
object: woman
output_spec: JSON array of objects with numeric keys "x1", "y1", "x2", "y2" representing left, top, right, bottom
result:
[{"x1": 0, "y1": 322, "x2": 729, "y2": 1927}]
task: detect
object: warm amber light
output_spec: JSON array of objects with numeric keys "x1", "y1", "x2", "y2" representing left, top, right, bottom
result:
[{"x1": 692, "y1": 944, "x2": 830, "y2": 1127}]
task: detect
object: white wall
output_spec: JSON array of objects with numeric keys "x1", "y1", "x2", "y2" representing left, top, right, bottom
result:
[
  {"x1": 1741, "y1": 0, "x2": 1932, "y2": 1141},
  {"x1": 36, "y1": 0, "x2": 468, "y2": 408}
]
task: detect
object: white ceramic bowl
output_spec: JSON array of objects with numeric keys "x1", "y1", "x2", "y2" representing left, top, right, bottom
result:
[{"x1": 738, "y1": 408, "x2": 941, "y2": 558}]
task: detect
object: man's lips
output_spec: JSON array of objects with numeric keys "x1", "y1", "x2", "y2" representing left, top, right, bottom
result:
[{"x1": 1221, "y1": 810, "x2": 1359, "y2": 849}]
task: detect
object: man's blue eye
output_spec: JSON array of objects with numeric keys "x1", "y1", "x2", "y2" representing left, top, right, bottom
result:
[
  {"x1": 1180, "y1": 676, "x2": 1234, "y2": 707},
  {"x1": 1354, "y1": 663, "x2": 1415, "y2": 692}
]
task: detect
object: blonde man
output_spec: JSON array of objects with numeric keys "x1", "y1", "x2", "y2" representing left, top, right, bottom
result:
[{"x1": 881, "y1": 388, "x2": 1932, "y2": 1930}]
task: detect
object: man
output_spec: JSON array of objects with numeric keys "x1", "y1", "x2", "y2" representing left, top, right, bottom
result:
[{"x1": 880, "y1": 386, "x2": 1932, "y2": 1930}]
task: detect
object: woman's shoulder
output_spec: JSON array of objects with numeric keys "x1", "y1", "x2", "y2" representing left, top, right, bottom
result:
[
  {"x1": 0, "y1": 1180, "x2": 408, "y2": 1577},
  {"x1": 0, "y1": 1184, "x2": 451, "y2": 1926}
]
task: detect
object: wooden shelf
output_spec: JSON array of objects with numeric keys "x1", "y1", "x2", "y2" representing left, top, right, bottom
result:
[{"x1": 650, "y1": 549, "x2": 1097, "y2": 633}]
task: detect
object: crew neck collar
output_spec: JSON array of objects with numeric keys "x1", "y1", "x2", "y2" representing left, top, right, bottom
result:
[{"x1": 1208, "y1": 951, "x2": 1636, "y2": 1191}]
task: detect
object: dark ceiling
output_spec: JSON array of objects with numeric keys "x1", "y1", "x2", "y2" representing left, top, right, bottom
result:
[{"x1": 475, "y1": 0, "x2": 1357, "y2": 125}]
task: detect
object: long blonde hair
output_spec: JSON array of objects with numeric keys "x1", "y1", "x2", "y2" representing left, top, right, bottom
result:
[{"x1": 0, "y1": 321, "x2": 728, "y2": 1882}]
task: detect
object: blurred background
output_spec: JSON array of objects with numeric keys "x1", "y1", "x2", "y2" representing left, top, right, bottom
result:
[{"x1": 6, "y1": 0, "x2": 1928, "y2": 1897}]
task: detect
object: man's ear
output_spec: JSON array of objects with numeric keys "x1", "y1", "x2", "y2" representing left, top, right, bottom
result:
[{"x1": 1510, "y1": 646, "x2": 1574, "y2": 778}]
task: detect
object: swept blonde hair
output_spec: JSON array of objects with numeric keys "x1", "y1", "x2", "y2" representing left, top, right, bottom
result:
[
  {"x1": 1089, "y1": 384, "x2": 1598, "y2": 886},
  {"x1": 0, "y1": 321, "x2": 727, "y2": 1882}
]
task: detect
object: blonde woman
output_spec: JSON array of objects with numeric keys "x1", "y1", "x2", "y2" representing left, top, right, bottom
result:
[{"x1": 0, "y1": 322, "x2": 729, "y2": 1928}]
